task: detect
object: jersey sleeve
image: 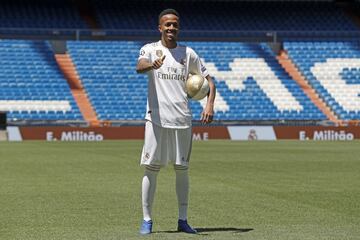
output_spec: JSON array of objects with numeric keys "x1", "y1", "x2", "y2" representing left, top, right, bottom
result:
[
  {"x1": 138, "y1": 44, "x2": 151, "y2": 61},
  {"x1": 188, "y1": 48, "x2": 209, "y2": 78}
]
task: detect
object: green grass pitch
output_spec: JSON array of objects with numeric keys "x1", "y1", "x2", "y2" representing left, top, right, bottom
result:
[{"x1": 1, "y1": 140, "x2": 359, "y2": 240}]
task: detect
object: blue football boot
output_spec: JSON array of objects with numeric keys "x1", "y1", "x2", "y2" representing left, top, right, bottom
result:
[
  {"x1": 177, "y1": 219, "x2": 197, "y2": 234},
  {"x1": 139, "y1": 220, "x2": 153, "y2": 235}
]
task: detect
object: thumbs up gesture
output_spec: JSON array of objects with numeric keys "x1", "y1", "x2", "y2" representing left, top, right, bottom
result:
[{"x1": 152, "y1": 55, "x2": 166, "y2": 69}]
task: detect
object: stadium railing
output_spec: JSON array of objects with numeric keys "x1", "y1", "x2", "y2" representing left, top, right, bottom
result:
[
  {"x1": 8, "y1": 119, "x2": 357, "y2": 127},
  {"x1": 1, "y1": 28, "x2": 360, "y2": 42}
]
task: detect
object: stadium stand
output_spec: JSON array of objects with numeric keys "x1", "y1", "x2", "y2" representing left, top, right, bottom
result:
[
  {"x1": 285, "y1": 41, "x2": 360, "y2": 121},
  {"x1": 67, "y1": 41, "x2": 147, "y2": 121},
  {"x1": 67, "y1": 41, "x2": 326, "y2": 121},
  {"x1": 0, "y1": 0, "x2": 357, "y2": 41},
  {"x1": 0, "y1": 0, "x2": 87, "y2": 29},
  {"x1": 0, "y1": 40, "x2": 83, "y2": 121},
  {"x1": 0, "y1": 0, "x2": 359, "y2": 124},
  {"x1": 91, "y1": 1, "x2": 358, "y2": 36},
  {"x1": 190, "y1": 41, "x2": 327, "y2": 121}
]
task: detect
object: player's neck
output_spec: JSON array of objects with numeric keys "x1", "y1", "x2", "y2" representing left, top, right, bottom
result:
[{"x1": 161, "y1": 38, "x2": 177, "y2": 49}]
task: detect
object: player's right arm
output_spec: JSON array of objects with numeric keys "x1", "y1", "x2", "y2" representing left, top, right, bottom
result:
[
  {"x1": 136, "y1": 56, "x2": 165, "y2": 73},
  {"x1": 136, "y1": 58, "x2": 153, "y2": 73},
  {"x1": 136, "y1": 45, "x2": 165, "y2": 73}
]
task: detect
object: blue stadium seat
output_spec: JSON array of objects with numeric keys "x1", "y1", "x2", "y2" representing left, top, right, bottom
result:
[
  {"x1": 68, "y1": 41, "x2": 326, "y2": 121},
  {"x1": 0, "y1": 40, "x2": 83, "y2": 121},
  {"x1": 0, "y1": 0, "x2": 87, "y2": 29},
  {"x1": 77, "y1": 1, "x2": 360, "y2": 40},
  {"x1": 285, "y1": 41, "x2": 360, "y2": 120}
]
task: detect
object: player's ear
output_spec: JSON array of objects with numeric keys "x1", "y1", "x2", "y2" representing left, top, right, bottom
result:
[{"x1": 158, "y1": 24, "x2": 162, "y2": 33}]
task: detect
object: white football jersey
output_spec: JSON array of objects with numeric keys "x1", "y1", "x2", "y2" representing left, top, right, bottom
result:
[{"x1": 138, "y1": 40, "x2": 209, "y2": 129}]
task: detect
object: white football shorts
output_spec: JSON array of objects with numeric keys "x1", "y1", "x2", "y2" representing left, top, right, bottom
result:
[{"x1": 140, "y1": 121, "x2": 192, "y2": 167}]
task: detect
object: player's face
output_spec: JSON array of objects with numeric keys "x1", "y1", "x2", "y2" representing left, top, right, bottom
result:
[{"x1": 159, "y1": 14, "x2": 179, "y2": 42}]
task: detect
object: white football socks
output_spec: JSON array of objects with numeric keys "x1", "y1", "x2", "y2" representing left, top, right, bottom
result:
[
  {"x1": 142, "y1": 165, "x2": 189, "y2": 222},
  {"x1": 142, "y1": 166, "x2": 160, "y2": 221},
  {"x1": 175, "y1": 166, "x2": 189, "y2": 221}
]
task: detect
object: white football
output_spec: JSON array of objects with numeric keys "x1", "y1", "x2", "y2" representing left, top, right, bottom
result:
[{"x1": 185, "y1": 75, "x2": 209, "y2": 100}]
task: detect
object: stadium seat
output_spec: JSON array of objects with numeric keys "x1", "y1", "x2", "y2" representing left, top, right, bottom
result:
[
  {"x1": 285, "y1": 41, "x2": 360, "y2": 120},
  {"x1": 0, "y1": 40, "x2": 83, "y2": 121},
  {"x1": 68, "y1": 41, "x2": 326, "y2": 121}
]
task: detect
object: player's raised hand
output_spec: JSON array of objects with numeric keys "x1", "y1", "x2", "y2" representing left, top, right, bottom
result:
[{"x1": 152, "y1": 55, "x2": 166, "y2": 69}]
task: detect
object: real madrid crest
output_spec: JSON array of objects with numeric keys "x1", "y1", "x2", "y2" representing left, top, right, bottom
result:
[{"x1": 156, "y1": 50, "x2": 163, "y2": 58}]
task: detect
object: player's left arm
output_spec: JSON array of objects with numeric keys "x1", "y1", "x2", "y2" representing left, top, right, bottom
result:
[
  {"x1": 201, "y1": 75, "x2": 216, "y2": 124},
  {"x1": 189, "y1": 48, "x2": 216, "y2": 124}
]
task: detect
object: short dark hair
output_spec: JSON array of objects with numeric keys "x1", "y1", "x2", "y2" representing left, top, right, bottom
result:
[{"x1": 158, "y1": 9, "x2": 179, "y2": 23}]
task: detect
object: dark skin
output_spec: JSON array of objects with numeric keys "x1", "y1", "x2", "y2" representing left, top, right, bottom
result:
[{"x1": 136, "y1": 14, "x2": 216, "y2": 124}]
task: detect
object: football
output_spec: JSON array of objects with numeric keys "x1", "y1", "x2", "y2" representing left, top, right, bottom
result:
[{"x1": 185, "y1": 75, "x2": 210, "y2": 100}]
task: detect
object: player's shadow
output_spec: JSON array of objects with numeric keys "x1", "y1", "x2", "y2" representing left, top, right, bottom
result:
[
  {"x1": 154, "y1": 227, "x2": 254, "y2": 235},
  {"x1": 196, "y1": 227, "x2": 254, "y2": 233}
]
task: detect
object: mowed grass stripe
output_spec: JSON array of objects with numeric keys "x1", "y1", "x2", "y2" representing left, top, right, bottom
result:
[{"x1": 0, "y1": 140, "x2": 359, "y2": 240}]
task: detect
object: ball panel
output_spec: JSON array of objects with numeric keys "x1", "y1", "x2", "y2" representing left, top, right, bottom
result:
[
  {"x1": 186, "y1": 75, "x2": 209, "y2": 101},
  {"x1": 186, "y1": 75, "x2": 205, "y2": 98},
  {"x1": 191, "y1": 79, "x2": 209, "y2": 100}
]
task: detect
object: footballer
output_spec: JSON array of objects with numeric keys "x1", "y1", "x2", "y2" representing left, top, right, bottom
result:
[{"x1": 136, "y1": 8, "x2": 216, "y2": 235}]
